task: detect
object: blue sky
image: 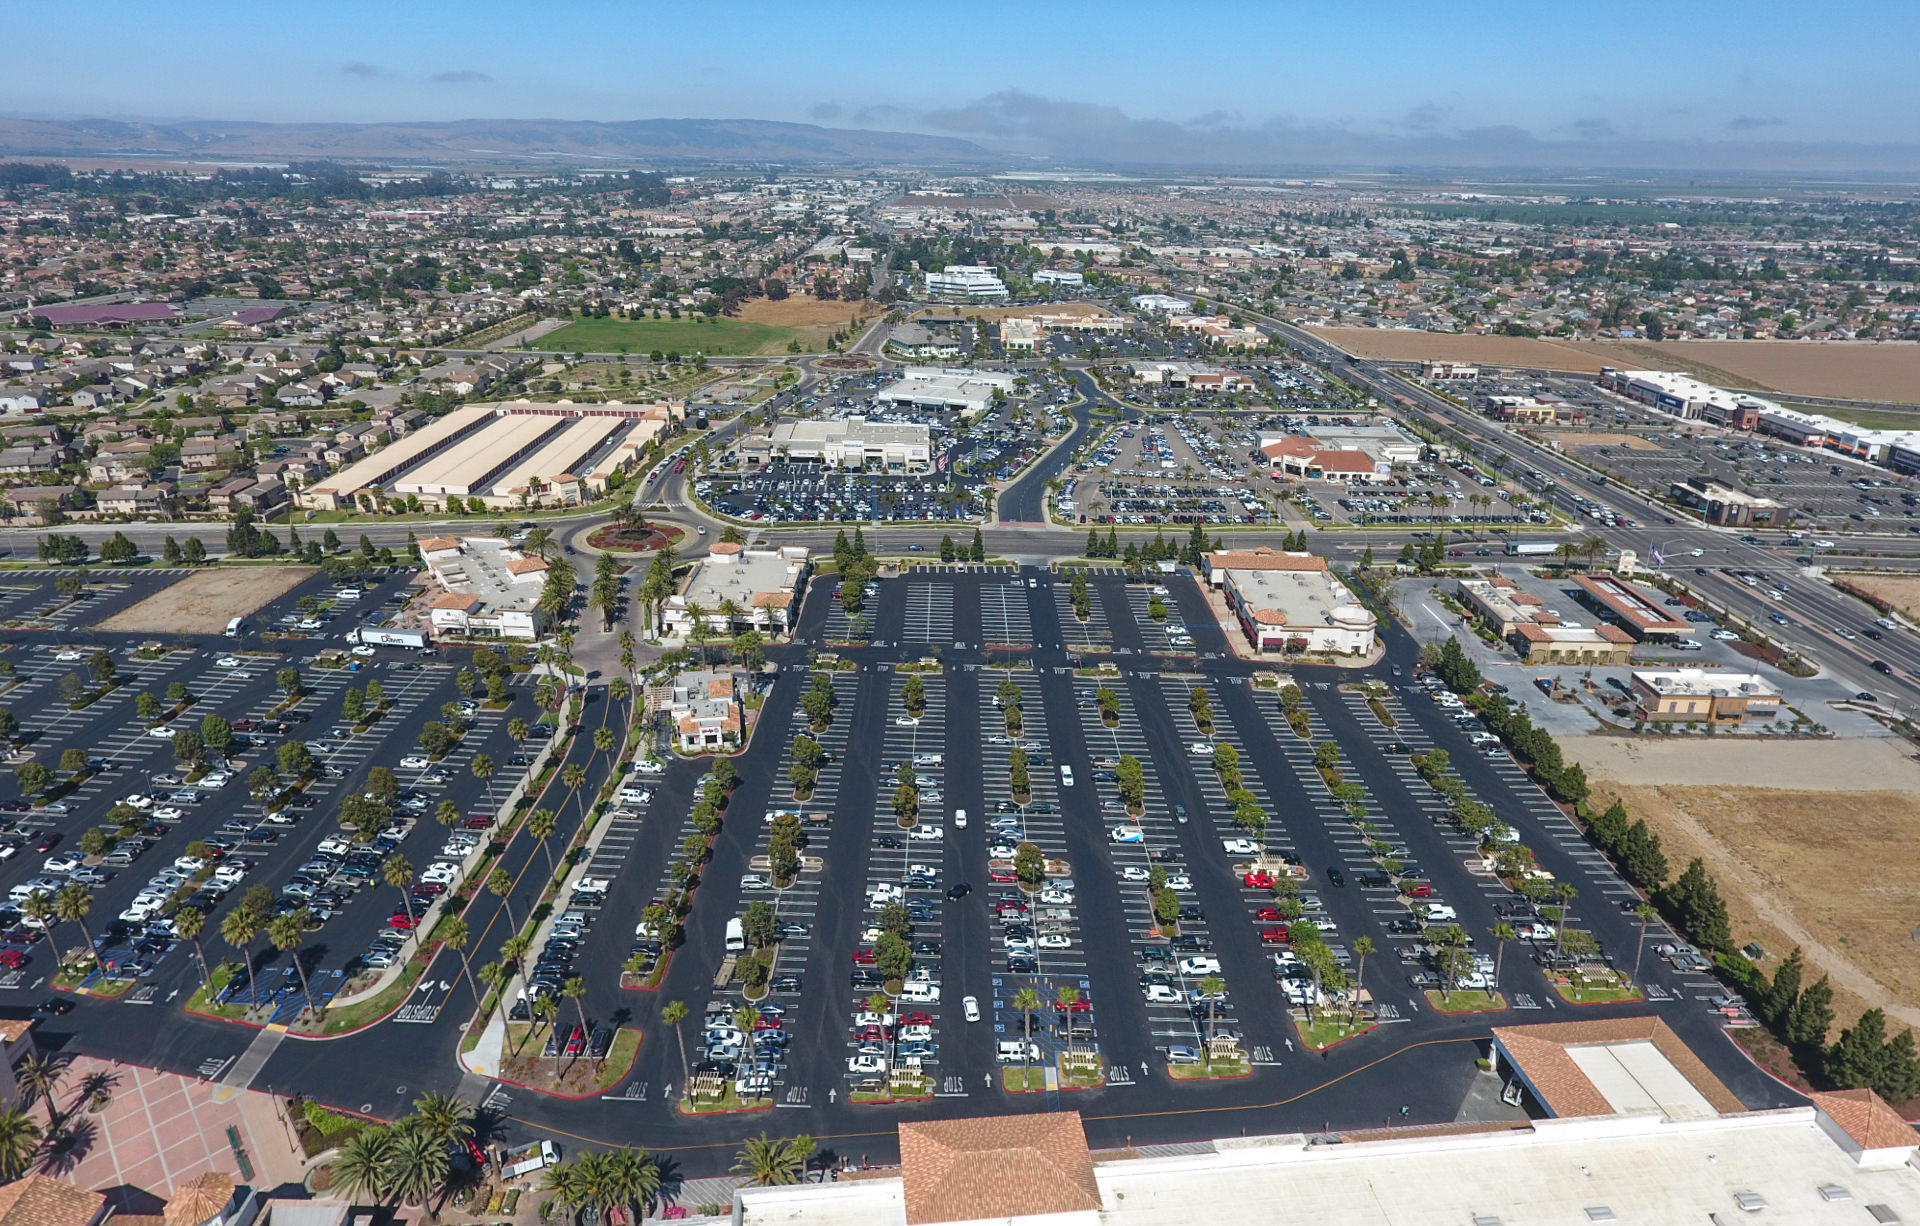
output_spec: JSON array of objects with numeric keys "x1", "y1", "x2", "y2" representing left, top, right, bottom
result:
[{"x1": 8, "y1": 1, "x2": 1920, "y2": 166}]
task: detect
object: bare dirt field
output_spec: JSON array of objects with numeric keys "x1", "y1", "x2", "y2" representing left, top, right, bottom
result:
[
  {"x1": 735, "y1": 296, "x2": 875, "y2": 329},
  {"x1": 1578, "y1": 738, "x2": 1920, "y2": 1028},
  {"x1": 1547, "y1": 431, "x2": 1663, "y2": 451},
  {"x1": 1831, "y1": 574, "x2": 1920, "y2": 623},
  {"x1": 1309, "y1": 328, "x2": 1920, "y2": 404},
  {"x1": 97, "y1": 567, "x2": 318, "y2": 635}
]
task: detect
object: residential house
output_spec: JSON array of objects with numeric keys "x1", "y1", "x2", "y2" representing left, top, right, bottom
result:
[
  {"x1": 0, "y1": 486, "x2": 78, "y2": 520},
  {"x1": 96, "y1": 482, "x2": 174, "y2": 517},
  {"x1": 88, "y1": 440, "x2": 155, "y2": 484}
]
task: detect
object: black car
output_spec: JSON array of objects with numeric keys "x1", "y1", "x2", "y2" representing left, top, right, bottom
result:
[
  {"x1": 913, "y1": 940, "x2": 942, "y2": 956},
  {"x1": 1177, "y1": 904, "x2": 1205, "y2": 921},
  {"x1": 1007, "y1": 955, "x2": 1039, "y2": 974},
  {"x1": 589, "y1": 1026, "x2": 613, "y2": 1060},
  {"x1": 945, "y1": 882, "x2": 972, "y2": 900},
  {"x1": 1326, "y1": 866, "x2": 1346, "y2": 888},
  {"x1": 1169, "y1": 934, "x2": 1211, "y2": 952},
  {"x1": 769, "y1": 974, "x2": 803, "y2": 992},
  {"x1": 850, "y1": 969, "x2": 882, "y2": 988},
  {"x1": 876, "y1": 836, "x2": 904, "y2": 849},
  {"x1": 1386, "y1": 917, "x2": 1425, "y2": 934}
]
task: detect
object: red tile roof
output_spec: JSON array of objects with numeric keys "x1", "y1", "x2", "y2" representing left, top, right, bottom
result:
[
  {"x1": 1204, "y1": 546, "x2": 1326, "y2": 573},
  {"x1": 898, "y1": 1111, "x2": 1101, "y2": 1224},
  {"x1": 0, "y1": 1176, "x2": 104, "y2": 1226},
  {"x1": 1491, "y1": 1017, "x2": 1744, "y2": 1119},
  {"x1": 1809, "y1": 1088, "x2": 1919, "y2": 1151}
]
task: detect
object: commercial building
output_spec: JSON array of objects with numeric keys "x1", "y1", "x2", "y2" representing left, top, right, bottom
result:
[
  {"x1": 1259, "y1": 423, "x2": 1420, "y2": 483},
  {"x1": 1166, "y1": 313, "x2": 1267, "y2": 349},
  {"x1": 661, "y1": 668, "x2": 744, "y2": 751},
  {"x1": 1200, "y1": 548, "x2": 1376, "y2": 656},
  {"x1": 1131, "y1": 293, "x2": 1191, "y2": 314},
  {"x1": 1483, "y1": 394, "x2": 1568, "y2": 423},
  {"x1": 1420, "y1": 361, "x2": 1480, "y2": 380},
  {"x1": 767, "y1": 418, "x2": 932, "y2": 471},
  {"x1": 923, "y1": 265, "x2": 1009, "y2": 300},
  {"x1": 734, "y1": 1019, "x2": 1920, "y2": 1226},
  {"x1": 1033, "y1": 269, "x2": 1085, "y2": 287},
  {"x1": 418, "y1": 535, "x2": 554, "y2": 639},
  {"x1": 885, "y1": 323, "x2": 965, "y2": 360},
  {"x1": 1457, "y1": 575, "x2": 1636, "y2": 664},
  {"x1": 299, "y1": 403, "x2": 497, "y2": 510},
  {"x1": 1570, "y1": 572, "x2": 1691, "y2": 641},
  {"x1": 1668, "y1": 476, "x2": 1787, "y2": 527},
  {"x1": 663, "y1": 543, "x2": 810, "y2": 638},
  {"x1": 873, "y1": 367, "x2": 1016, "y2": 417},
  {"x1": 1128, "y1": 361, "x2": 1250, "y2": 392},
  {"x1": 1629, "y1": 668, "x2": 1781, "y2": 724},
  {"x1": 999, "y1": 317, "x2": 1041, "y2": 352}
]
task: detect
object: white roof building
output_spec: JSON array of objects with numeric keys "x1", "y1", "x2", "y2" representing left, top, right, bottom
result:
[
  {"x1": 924, "y1": 265, "x2": 1008, "y2": 299},
  {"x1": 873, "y1": 367, "x2": 1017, "y2": 417}
]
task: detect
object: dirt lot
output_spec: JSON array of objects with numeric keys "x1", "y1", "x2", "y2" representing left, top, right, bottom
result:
[
  {"x1": 736, "y1": 296, "x2": 875, "y2": 328},
  {"x1": 1546, "y1": 431, "x2": 1663, "y2": 451},
  {"x1": 97, "y1": 567, "x2": 318, "y2": 635},
  {"x1": 1833, "y1": 574, "x2": 1920, "y2": 623},
  {"x1": 1579, "y1": 737, "x2": 1920, "y2": 1029},
  {"x1": 1310, "y1": 328, "x2": 1920, "y2": 404}
]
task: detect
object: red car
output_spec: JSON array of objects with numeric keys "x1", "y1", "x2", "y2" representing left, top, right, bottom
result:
[
  {"x1": 1255, "y1": 907, "x2": 1285, "y2": 922},
  {"x1": 1401, "y1": 882, "x2": 1434, "y2": 898},
  {"x1": 0, "y1": 950, "x2": 29, "y2": 970},
  {"x1": 850, "y1": 949, "x2": 876, "y2": 965},
  {"x1": 752, "y1": 1015, "x2": 782, "y2": 1031},
  {"x1": 563, "y1": 1025, "x2": 587, "y2": 1056},
  {"x1": 1054, "y1": 996, "x2": 1092, "y2": 1013},
  {"x1": 855, "y1": 1024, "x2": 891, "y2": 1042},
  {"x1": 33, "y1": 832, "x2": 60, "y2": 853},
  {"x1": 461, "y1": 816, "x2": 493, "y2": 830},
  {"x1": 899, "y1": 1011, "x2": 933, "y2": 1027},
  {"x1": 988, "y1": 868, "x2": 1016, "y2": 883},
  {"x1": 388, "y1": 913, "x2": 418, "y2": 929},
  {"x1": 995, "y1": 901, "x2": 1028, "y2": 916},
  {"x1": 410, "y1": 882, "x2": 446, "y2": 896},
  {"x1": 1260, "y1": 926, "x2": 1291, "y2": 944},
  {"x1": 1242, "y1": 871, "x2": 1274, "y2": 889}
]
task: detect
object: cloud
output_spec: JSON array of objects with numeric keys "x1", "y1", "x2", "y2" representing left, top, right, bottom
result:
[
  {"x1": 1187, "y1": 110, "x2": 1242, "y2": 130},
  {"x1": 1727, "y1": 114, "x2": 1785, "y2": 132},
  {"x1": 808, "y1": 103, "x2": 843, "y2": 122},
  {"x1": 339, "y1": 62, "x2": 387, "y2": 79},
  {"x1": 429, "y1": 70, "x2": 491, "y2": 85},
  {"x1": 915, "y1": 89, "x2": 1920, "y2": 173},
  {"x1": 850, "y1": 104, "x2": 907, "y2": 127}
]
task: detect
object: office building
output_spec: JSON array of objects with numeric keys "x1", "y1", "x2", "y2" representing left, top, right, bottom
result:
[
  {"x1": 766, "y1": 418, "x2": 932, "y2": 471},
  {"x1": 418, "y1": 536, "x2": 554, "y2": 639},
  {"x1": 663, "y1": 543, "x2": 810, "y2": 638},
  {"x1": 923, "y1": 265, "x2": 1008, "y2": 299},
  {"x1": 873, "y1": 367, "x2": 1017, "y2": 417},
  {"x1": 1200, "y1": 548, "x2": 1376, "y2": 655}
]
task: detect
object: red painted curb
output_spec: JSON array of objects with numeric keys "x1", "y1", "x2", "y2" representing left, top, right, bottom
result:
[
  {"x1": 1424, "y1": 994, "x2": 1512, "y2": 1016},
  {"x1": 1551, "y1": 990, "x2": 1645, "y2": 1008},
  {"x1": 1168, "y1": 1068, "x2": 1253, "y2": 1081},
  {"x1": 676, "y1": 1100, "x2": 773, "y2": 1116}
]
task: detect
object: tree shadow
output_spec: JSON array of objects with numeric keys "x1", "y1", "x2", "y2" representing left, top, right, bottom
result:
[{"x1": 36, "y1": 1114, "x2": 97, "y2": 1176}]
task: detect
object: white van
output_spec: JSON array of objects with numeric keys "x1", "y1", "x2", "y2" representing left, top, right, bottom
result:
[
  {"x1": 724, "y1": 917, "x2": 745, "y2": 953},
  {"x1": 954, "y1": 808, "x2": 967, "y2": 829},
  {"x1": 224, "y1": 617, "x2": 244, "y2": 637},
  {"x1": 1059, "y1": 765, "x2": 1074, "y2": 788}
]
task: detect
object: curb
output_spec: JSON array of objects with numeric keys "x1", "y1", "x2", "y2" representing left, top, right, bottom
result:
[{"x1": 467, "y1": 1027, "x2": 644, "y2": 1100}]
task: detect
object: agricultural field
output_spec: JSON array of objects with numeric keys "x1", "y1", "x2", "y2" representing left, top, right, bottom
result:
[{"x1": 540, "y1": 312, "x2": 800, "y2": 356}]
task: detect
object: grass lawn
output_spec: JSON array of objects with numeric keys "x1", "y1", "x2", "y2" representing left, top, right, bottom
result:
[
  {"x1": 1002, "y1": 1067, "x2": 1047, "y2": 1092},
  {"x1": 541, "y1": 314, "x2": 798, "y2": 357},
  {"x1": 851, "y1": 1076, "x2": 932, "y2": 1103},
  {"x1": 1057, "y1": 1054, "x2": 1105, "y2": 1089},
  {"x1": 1554, "y1": 979, "x2": 1645, "y2": 1005},
  {"x1": 1294, "y1": 1014, "x2": 1376, "y2": 1050},
  {"x1": 1169, "y1": 1057, "x2": 1251, "y2": 1080},
  {"x1": 680, "y1": 1086, "x2": 771, "y2": 1114},
  {"x1": 1425, "y1": 989, "x2": 1509, "y2": 1014},
  {"x1": 311, "y1": 956, "x2": 428, "y2": 1035}
]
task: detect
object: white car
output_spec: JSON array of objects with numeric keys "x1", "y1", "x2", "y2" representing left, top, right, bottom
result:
[
  {"x1": 215, "y1": 656, "x2": 243, "y2": 668},
  {"x1": 908, "y1": 825, "x2": 943, "y2": 841},
  {"x1": 147, "y1": 725, "x2": 178, "y2": 739},
  {"x1": 1038, "y1": 933, "x2": 1071, "y2": 949},
  {"x1": 740, "y1": 874, "x2": 772, "y2": 890},
  {"x1": 1222, "y1": 837, "x2": 1259, "y2": 855},
  {"x1": 152, "y1": 807, "x2": 183, "y2": 822},
  {"x1": 1421, "y1": 904, "x2": 1458, "y2": 923},
  {"x1": 1120, "y1": 865, "x2": 1151, "y2": 882},
  {"x1": 1710, "y1": 629, "x2": 1741, "y2": 641},
  {"x1": 899, "y1": 982, "x2": 939, "y2": 1003},
  {"x1": 41, "y1": 853, "x2": 82, "y2": 875},
  {"x1": 962, "y1": 995, "x2": 981, "y2": 1022},
  {"x1": 350, "y1": 645, "x2": 375, "y2": 657},
  {"x1": 173, "y1": 855, "x2": 207, "y2": 873},
  {"x1": 1164, "y1": 874, "x2": 1192, "y2": 890},
  {"x1": 200, "y1": 770, "x2": 231, "y2": 787},
  {"x1": 617, "y1": 789, "x2": 652, "y2": 806},
  {"x1": 211, "y1": 864, "x2": 246, "y2": 887},
  {"x1": 1038, "y1": 887, "x2": 1075, "y2": 905},
  {"x1": 1188, "y1": 742, "x2": 1216, "y2": 756},
  {"x1": 400, "y1": 755, "x2": 431, "y2": 770},
  {"x1": 847, "y1": 1054, "x2": 887, "y2": 1074},
  {"x1": 317, "y1": 837, "x2": 353, "y2": 857},
  {"x1": 1143, "y1": 984, "x2": 1183, "y2": 1004},
  {"x1": 632, "y1": 759, "x2": 665, "y2": 775},
  {"x1": 1813, "y1": 538, "x2": 1836, "y2": 548},
  {"x1": 123, "y1": 794, "x2": 153, "y2": 810},
  {"x1": 894, "y1": 716, "x2": 920, "y2": 726},
  {"x1": 54, "y1": 650, "x2": 84, "y2": 663},
  {"x1": 1109, "y1": 825, "x2": 1145, "y2": 844},
  {"x1": 1178, "y1": 956, "x2": 1222, "y2": 976},
  {"x1": 421, "y1": 864, "x2": 458, "y2": 885}
]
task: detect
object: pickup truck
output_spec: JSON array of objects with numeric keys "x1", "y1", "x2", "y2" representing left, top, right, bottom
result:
[{"x1": 500, "y1": 1140, "x2": 558, "y2": 1178}]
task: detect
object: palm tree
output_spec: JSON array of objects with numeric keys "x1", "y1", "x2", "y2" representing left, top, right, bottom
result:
[
  {"x1": 562, "y1": 977, "x2": 590, "y2": 1066},
  {"x1": 662, "y1": 1000, "x2": 691, "y2": 1090},
  {"x1": 508, "y1": 716, "x2": 530, "y2": 746},
  {"x1": 384, "y1": 1123, "x2": 450, "y2": 1208},
  {"x1": 173, "y1": 905, "x2": 213, "y2": 993},
  {"x1": 435, "y1": 799, "x2": 459, "y2": 830},
  {"x1": 53, "y1": 886, "x2": 100, "y2": 977},
  {"x1": 1010, "y1": 987, "x2": 1042, "y2": 1080},
  {"x1": 268, "y1": 909, "x2": 319, "y2": 1019},
  {"x1": 717, "y1": 597, "x2": 745, "y2": 640},
  {"x1": 527, "y1": 808, "x2": 559, "y2": 877},
  {"x1": 733, "y1": 1006, "x2": 762, "y2": 1093},
  {"x1": 0, "y1": 1108, "x2": 41, "y2": 1180},
  {"x1": 440, "y1": 916, "x2": 482, "y2": 1005},
  {"x1": 1490, "y1": 922, "x2": 1517, "y2": 991},
  {"x1": 329, "y1": 1126, "x2": 396, "y2": 1202},
  {"x1": 1581, "y1": 534, "x2": 1608, "y2": 570},
  {"x1": 732, "y1": 1133, "x2": 805, "y2": 1187},
  {"x1": 14, "y1": 1053, "x2": 65, "y2": 1128},
  {"x1": 562, "y1": 764, "x2": 588, "y2": 824},
  {"x1": 1632, "y1": 903, "x2": 1659, "y2": 983},
  {"x1": 539, "y1": 1160, "x2": 581, "y2": 1224},
  {"x1": 1195, "y1": 975, "x2": 1225, "y2": 1063},
  {"x1": 593, "y1": 726, "x2": 614, "y2": 757},
  {"x1": 19, "y1": 892, "x2": 54, "y2": 964},
  {"x1": 501, "y1": 934, "x2": 535, "y2": 1052},
  {"x1": 1554, "y1": 882, "x2": 1578, "y2": 955},
  {"x1": 220, "y1": 907, "x2": 261, "y2": 998},
  {"x1": 1555, "y1": 541, "x2": 1579, "y2": 572},
  {"x1": 684, "y1": 602, "x2": 711, "y2": 661},
  {"x1": 409, "y1": 1092, "x2": 475, "y2": 1148},
  {"x1": 1055, "y1": 985, "x2": 1081, "y2": 1068},
  {"x1": 605, "y1": 1147, "x2": 662, "y2": 1217},
  {"x1": 488, "y1": 868, "x2": 518, "y2": 932},
  {"x1": 383, "y1": 855, "x2": 418, "y2": 937},
  {"x1": 471, "y1": 754, "x2": 495, "y2": 806},
  {"x1": 1349, "y1": 936, "x2": 1375, "y2": 1023},
  {"x1": 534, "y1": 995, "x2": 563, "y2": 1068}
]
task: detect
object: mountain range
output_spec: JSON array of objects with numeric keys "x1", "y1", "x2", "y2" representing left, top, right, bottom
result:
[{"x1": 0, "y1": 115, "x2": 994, "y2": 166}]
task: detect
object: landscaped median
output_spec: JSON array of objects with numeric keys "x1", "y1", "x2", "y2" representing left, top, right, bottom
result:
[
  {"x1": 850, "y1": 1071, "x2": 932, "y2": 1104},
  {"x1": 479, "y1": 1024, "x2": 641, "y2": 1097},
  {"x1": 1292, "y1": 1012, "x2": 1378, "y2": 1050},
  {"x1": 679, "y1": 1084, "x2": 772, "y2": 1115},
  {"x1": 1169, "y1": 1052, "x2": 1251, "y2": 1080},
  {"x1": 1552, "y1": 974, "x2": 1644, "y2": 1005},
  {"x1": 1425, "y1": 989, "x2": 1509, "y2": 1014}
]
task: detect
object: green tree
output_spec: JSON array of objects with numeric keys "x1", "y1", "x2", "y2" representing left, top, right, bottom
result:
[
  {"x1": 0, "y1": 1107, "x2": 42, "y2": 1181},
  {"x1": 269, "y1": 908, "x2": 320, "y2": 1018},
  {"x1": 732, "y1": 1133, "x2": 807, "y2": 1187}
]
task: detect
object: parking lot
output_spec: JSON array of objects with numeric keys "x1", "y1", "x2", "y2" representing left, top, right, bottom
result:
[
  {"x1": 0, "y1": 566, "x2": 545, "y2": 1022},
  {"x1": 1058, "y1": 414, "x2": 1271, "y2": 526},
  {"x1": 616, "y1": 566, "x2": 1751, "y2": 1115}
]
